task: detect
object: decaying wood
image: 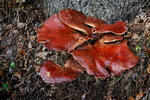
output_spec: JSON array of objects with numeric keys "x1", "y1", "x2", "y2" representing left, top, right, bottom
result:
[{"x1": 42, "y1": 0, "x2": 148, "y2": 23}]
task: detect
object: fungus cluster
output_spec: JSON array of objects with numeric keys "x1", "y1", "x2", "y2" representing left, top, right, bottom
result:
[{"x1": 37, "y1": 9, "x2": 139, "y2": 84}]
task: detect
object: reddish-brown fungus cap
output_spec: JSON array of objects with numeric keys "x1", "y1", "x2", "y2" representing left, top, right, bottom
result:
[
  {"x1": 59, "y1": 9, "x2": 92, "y2": 35},
  {"x1": 65, "y1": 59, "x2": 84, "y2": 73},
  {"x1": 95, "y1": 38, "x2": 139, "y2": 75},
  {"x1": 84, "y1": 16, "x2": 107, "y2": 28},
  {"x1": 37, "y1": 14, "x2": 89, "y2": 52},
  {"x1": 39, "y1": 60, "x2": 83, "y2": 84},
  {"x1": 72, "y1": 37, "x2": 139, "y2": 78},
  {"x1": 72, "y1": 45, "x2": 110, "y2": 78},
  {"x1": 95, "y1": 21, "x2": 127, "y2": 35}
]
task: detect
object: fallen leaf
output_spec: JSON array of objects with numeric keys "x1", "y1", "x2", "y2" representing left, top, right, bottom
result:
[
  {"x1": 28, "y1": 41, "x2": 32, "y2": 49},
  {"x1": 128, "y1": 96, "x2": 135, "y2": 100},
  {"x1": 30, "y1": 36, "x2": 36, "y2": 41},
  {"x1": 19, "y1": 49, "x2": 26, "y2": 55},
  {"x1": 0, "y1": 70, "x2": 3, "y2": 77},
  {"x1": 146, "y1": 10, "x2": 150, "y2": 17},
  {"x1": 14, "y1": 72, "x2": 21, "y2": 78},
  {"x1": 146, "y1": 65, "x2": 150, "y2": 74},
  {"x1": 36, "y1": 52, "x2": 48, "y2": 59},
  {"x1": 135, "y1": 91, "x2": 144, "y2": 100},
  {"x1": 146, "y1": 49, "x2": 150, "y2": 56},
  {"x1": 132, "y1": 33, "x2": 139, "y2": 40},
  {"x1": 17, "y1": 23, "x2": 25, "y2": 29},
  {"x1": 12, "y1": 29, "x2": 19, "y2": 34}
]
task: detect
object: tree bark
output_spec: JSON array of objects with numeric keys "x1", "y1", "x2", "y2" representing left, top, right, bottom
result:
[{"x1": 42, "y1": 0, "x2": 148, "y2": 23}]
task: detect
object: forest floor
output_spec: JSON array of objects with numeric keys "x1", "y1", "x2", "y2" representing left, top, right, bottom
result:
[{"x1": 0, "y1": 1, "x2": 150, "y2": 100}]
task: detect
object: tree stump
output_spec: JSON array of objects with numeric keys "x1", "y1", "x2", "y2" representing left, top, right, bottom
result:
[{"x1": 42, "y1": 0, "x2": 148, "y2": 23}]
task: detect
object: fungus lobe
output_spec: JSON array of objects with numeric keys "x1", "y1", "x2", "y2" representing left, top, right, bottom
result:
[
  {"x1": 39, "y1": 59, "x2": 83, "y2": 84},
  {"x1": 72, "y1": 36, "x2": 139, "y2": 78},
  {"x1": 37, "y1": 14, "x2": 89, "y2": 52},
  {"x1": 59, "y1": 9, "x2": 92, "y2": 35},
  {"x1": 84, "y1": 16, "x2": 107, "y2": 28},
  {"x1": 95, "y1": 22, "x2": 127, "y2": 35}
]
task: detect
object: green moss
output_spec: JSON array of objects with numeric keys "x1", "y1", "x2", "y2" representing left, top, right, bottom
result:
[
  {"x1": 2, "y1": 83, "x2": 10, "y2": 91},
  {"x1": 10, "y1": 61, "x2": 15, "y2": 68},
  {"x1": 135, "y1": 45, "x2": 141, "y2": 51}
]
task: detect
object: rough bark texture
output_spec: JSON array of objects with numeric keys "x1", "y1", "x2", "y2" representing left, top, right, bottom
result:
[{"x1": 42, "y1": 0, "x2": 148, "y2": 23}]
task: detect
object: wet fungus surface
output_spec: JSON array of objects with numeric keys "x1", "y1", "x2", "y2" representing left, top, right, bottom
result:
[
  {"x1": 39, "y1": 59, "x2": 83, "y2": 84},
  {"x1": 37, "y1": 9, "x2": 139, "y2": 84}
]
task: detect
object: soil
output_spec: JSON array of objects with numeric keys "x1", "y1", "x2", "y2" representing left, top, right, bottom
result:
[{"x1": 0, "y1": 1, "x2": 150, "y2": 100}]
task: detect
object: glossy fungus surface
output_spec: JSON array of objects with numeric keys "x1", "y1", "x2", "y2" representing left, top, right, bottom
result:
[
  {"x1": 59, "y1": 9, "x2": 92, "y2": 35},
  {"x1": 37, "y1": 9, "x2": 139, "y2": 84},
  {"x1": 37, "y1": 14, "x2": 89, "y2": 52},
  {"x1": 94, "y1": 22, "x2": 127, "y2": 35},
  {"x1": 72, "y1": 38, "x2": 139, "y2": 78},
  {"x1": 39, "y1": 60, "x2": 83, "y2": 84}
]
